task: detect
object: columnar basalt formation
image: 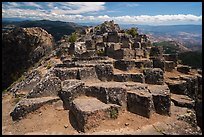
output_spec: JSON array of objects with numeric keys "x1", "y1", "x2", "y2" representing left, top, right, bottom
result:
[{"x1": 8, "y1": 20, "x2": 202, "y2": 133}]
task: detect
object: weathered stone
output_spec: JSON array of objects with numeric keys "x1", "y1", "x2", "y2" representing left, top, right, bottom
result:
[
  {"x1": 113, "y1": 74, "x2": 131, "y2": 82},
  {"x1": 131, "y1": 73, "x2": 145, "y2": 83},
  {"x1": 93, "y1": 35, "x2": 103, "y2": 44},
  {"x1": 180, "y1": 75, "x2": 198, "y2": 99},
  {"x1": 85, "y1": 40, "x2": 95, "y2": 50},
  {"x1": 10, "y1": 96, "x2": 60, "y2": 121},
  {"x1": 127, "y1": 89, "x2": 153, "y2": 118},
  {"x1": 75, "y1": 50, "x2": 96, "y2": 58},
  {"x1": 135, "y1": 48, "x2": 144, "y2": 59},
  {"x1": 107, "y1": 31, "x2": 120, "y2": 43},
  {"x1": 177, "y1": 65, "x2": 191, "y2": 74},
  {"x1": 150, "y1": 46, "x2": 163, "y2": 57},
  {"x1": 121, "y1": 34, "x2": 133, "y2": 49},
  {"x1": 148, "y1": 84, "x2": 171, "y2": 115},
  {"x1": 78, "y1": 67, "x2": 98, "y2": 81},
  {"x1": 164, "y1": 61, "x2": 175, "y2": 72},
  {"x1": 53, "y1": 67, "x2": 79, "y2": 81},
  {"x1": 95, "y1": 42, "x2": 106, "y2": 51},
  {"x1": 152, "y1": 57, "x2": 165, "y2": 71},
  {"x1": 106, "y1": 43, "x2": 121, "y2": 58},
  {"x1": 163, "y1": 54, "x2": 178, "y2": 66},
  {"x1": 95, "y1": 64, "x2": 113, "y2": 81},
  {"x1": 195, "y1": 99, "x2": 202, "y2": 129},
  {"x1": 114, "y1": 59, "x2": 135, "y2": 71},
  {"x1": 71, "y1": 97, "x2": 120, "y2": 132},
  {"x1": 143, "y1": 68, "x2": 164, "y2": 85},
  {"x1": 10, "y1": 69, "x2": 42, "y2": 96},
  {"x1": 165, "y1": 80, "x2": 187, "y2": 95},
  {"x1": 27, "y1": 76, "x2": 61, "y2": 98},
  {"x1": 133, "y1": 41, "x2": 141, "y2": 49},
  {"x1": 101, "y1": 86, "x2": 127, "y2": 109},
  {"x1": 135, "y1": 59, "x2": 153, "y2": 68},
  {"x1": 171, "y1": 93, "x2": 195, "y2": 109},
  {"x1": 59, "y1": 80, "x2": 85, "y2": 109},
  {"x1": 69, "y1": 42, "x2": 86, "y2": 55},
  {"x1": 113, "y1": 49, "x2": 135, "y2": 60}
]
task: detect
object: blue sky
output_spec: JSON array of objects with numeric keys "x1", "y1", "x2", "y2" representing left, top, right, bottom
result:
[{"x1": 2, "y1": 2, "x2": 202, "y2": 25}]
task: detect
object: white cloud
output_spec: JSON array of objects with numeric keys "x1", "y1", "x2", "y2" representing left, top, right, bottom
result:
[
  {"x1": 126, "y1": 3, "x2": 140, "y2": 7},
  {"x1": 2, "y1": 2, "x2": 202, "y2": 25}
]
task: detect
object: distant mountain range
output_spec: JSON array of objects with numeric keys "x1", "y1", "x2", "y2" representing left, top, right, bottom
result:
[{"x1": 2, "y1": 19, "x2": 202, "y2": 51}]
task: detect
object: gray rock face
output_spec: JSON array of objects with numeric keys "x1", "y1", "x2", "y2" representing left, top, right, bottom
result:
[
  {"x1": 59, "y1": 80, "x2": 85, "y2": 109},
  {"x1": 71, "y1": 97, "x2": 120, "y2": 132},
  {"x1": 171, "y1": 93, "x2": 195, "y2": 109},
  {"x1": 10, "y1": 96, "x2": 60, "y2": 121},
  {"x1": 135, "y1": 48, "x2": 144, "y2": 59},
  {"x1": 152, "y1": 57, "x2": 165, "y2": 71},
  {"x1": 85, "y1": 40, "x2": 95, "y2": 50},
  {"x1": 135, "y1": 59, "x2": 153, "y2": 68},
  {"x1": 95, "y1": 64, "x2": 113, "y2": 81},
  {"x1": 27, "y1": 76, "x2": 61, "y2": 98},
  {"x1": 127, "y1": 89, "x2": 153, "y2": 118},
  {"x1": 163, "y1": 54, "x2": 178, "y2": 65},
  {"x1": 177, "y1": 65, "x2": 191, "y2": 74},
  {"x1": 133, "y1": 41, "x2": 141, "y2": 49},
  {"x1": 53, "y1": 67, "x2": 79, "y2": 80},
  {"x1": 166, "y1": 79, "x2": 189, "y2": 97},
  {"x1": 180, "y1": 75, "x2": 198, "y2": 99},
  {"x1": 78, "y1": 67, "x2": 98, "y2": 80},
  {"x1": 113, "y1": 49, "x2": 135, "y2": 60},
  {"x1": 107, "y1": 31, "x2": 120, "y2": 43},
  {"x1": 150, "y1": 46, "x2": 163, "y2": 57},
  {"x1": 131, "y1": 73, "x2": 145, "y2": 83},
  {"x1": 113, "y1": 74, "x2": 131, "y2": 82},
  {"x1": 114, "y1": 59, "x2": 135, "y2": 71},
  {"x1": 164, "y1": 61, "x2": 175, "y2": 72},
  {"x1": 143, "y1": 68, "x2": 164, "y2": 85},
  {"x1": 9, "y1": 69, "x2": 42, "y2": 95},
  {"x1": 148, "y1": 84, "x2": 171, "y2": 115}
]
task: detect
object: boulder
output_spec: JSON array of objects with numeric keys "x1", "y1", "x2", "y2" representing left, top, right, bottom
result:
[
  {"x1": 143, "y1": 68, "x2": 164, "y2": 85},
  {"x1": 127, "y1": 89, "x2": 153, "y2": 118},
  {"x1": 95, "y1": 64, "x2": 113, "y2": 81},
  {"x1": 163, "y1": 54, "x2": 178, "y2": 65},
  {"x1": 133, "y1": 41, "x2": 141, "y2": 49},
  {"x1": 70, "y1": 97, "x2": 120, "y2": 132},
  {"x1": 148, "y1": 84, "x2": 171, "y2": 115},
  {"x1": 10, "y1": 96, "x2": 60, "y2": 121},
  {"x1": 59, "y1": 80, "x2": 85, "y2": 109},
  {"x1": 26, "y1": 76, "x2": 61, "y2": 98}
]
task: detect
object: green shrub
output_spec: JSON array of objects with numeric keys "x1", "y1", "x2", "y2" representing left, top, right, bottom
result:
[
  {"x1": 126, "y1": 27, "x2": 138, "y2": 38},
  {"x1": 110, "y1": 107, "x2": 118, "y2": 119},
  {"x1": 68, "y1": 33, "x2": 77, "y2": 43},
  {"x1": 46, "y1": 61, "x2": 52, "y2": 69}
]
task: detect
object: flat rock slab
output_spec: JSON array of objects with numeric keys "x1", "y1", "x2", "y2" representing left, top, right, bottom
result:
[
  {"x1": 171, "y1": 93, "x2": 195, "y2": 109},
  {"x1": 10, "y1": 96, "x2": 60, "y2": 121},
  {"x1": 148, "y1": 84, "x2": 171, "y2": 115},
  {"x1": 71, "y1": 96, "x2": 120, "y2": 132},
  {"x1": 53, "y1": 67, "x2": 79, "y2": 80},
  {"x1": 177, "y1": 65, "x2": 191, "y2": 74},
  {"x1": 143, "y1": 68, "x2": 164, "y2": 85}
]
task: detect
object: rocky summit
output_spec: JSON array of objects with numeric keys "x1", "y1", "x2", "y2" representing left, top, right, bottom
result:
[{"x1": 2, "y1": 20, "x2": 202, "y2": 135}]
